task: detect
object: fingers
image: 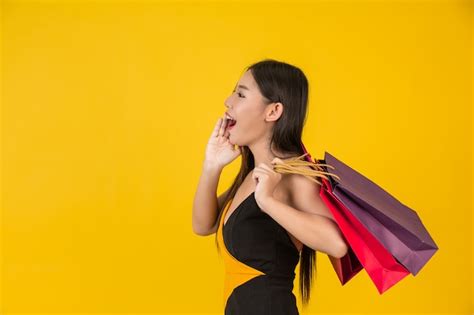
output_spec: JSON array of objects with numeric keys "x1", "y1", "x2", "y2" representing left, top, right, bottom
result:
[
  {"x1": 213, "y1": 117, "x2": 223, "y2": 138},
  {"x1": 223, "y1": 124, "x2": 230, "y2": 138},
  {"x1": 213, "y1": 115, "x2": 227, "y2": 138},
  {"x1": 259, "y1": 163, "x2": 273, "y2": 171},
  {"x1": 218, "y1": 115, "x2": 227, "y2": 138},
  {"x1": 254, "y1": 164, "x2": 272, "y2": 174},
  {"x1": 257, "y1": 163, "x2": 280, "y2": 173},
  {"x1": 271, "y1": 157, "x2": 283, "y2": 165}
]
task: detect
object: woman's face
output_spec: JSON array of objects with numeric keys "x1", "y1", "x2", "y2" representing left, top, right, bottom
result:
[{"x1": 224, "y1": 70, "x2": 274, "y2": 146}]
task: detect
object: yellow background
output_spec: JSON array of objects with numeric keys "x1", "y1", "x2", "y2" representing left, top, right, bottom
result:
[{"x1": 1, "y1": 0, "x2": 472, "y2": 314}]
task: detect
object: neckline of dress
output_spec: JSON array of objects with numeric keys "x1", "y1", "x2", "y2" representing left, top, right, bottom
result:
[{"x1": 223, "y1": 191, "x2": 255, "y2": 229}]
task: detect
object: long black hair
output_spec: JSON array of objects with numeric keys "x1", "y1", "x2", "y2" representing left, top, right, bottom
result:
[{"x1": 214, "y1": 58, "x2": 316, "y2": 307}]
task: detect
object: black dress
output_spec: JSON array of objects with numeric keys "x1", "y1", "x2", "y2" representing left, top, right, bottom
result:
[{"x1": 217, "y1": 191, "x2": 300, "y2": 314}]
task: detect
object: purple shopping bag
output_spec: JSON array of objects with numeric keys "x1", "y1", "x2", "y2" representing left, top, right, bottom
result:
[{"x1": 320, "y1": 151, "x2": 439, "y2": 275}]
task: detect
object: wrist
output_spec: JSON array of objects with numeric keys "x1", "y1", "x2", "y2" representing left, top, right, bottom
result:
[{"x1": 202, "y1": 162, "x2": 223, "y2": 174}]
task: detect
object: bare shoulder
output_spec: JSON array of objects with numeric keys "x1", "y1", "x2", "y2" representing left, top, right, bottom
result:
[{"x1": 286, "y1": 165, "x2": 335, "y2": 222}]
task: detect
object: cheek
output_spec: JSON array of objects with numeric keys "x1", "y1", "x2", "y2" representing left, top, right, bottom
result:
[
  {"x1": 235, "y1": 103, "x2": 262, "y2": 129},
  {"x1": 240, "y1": 116, "x2": 264, "y2": 136},
  {"x1": 238, "y1": 115, "x2": 255, "y2": 129}
]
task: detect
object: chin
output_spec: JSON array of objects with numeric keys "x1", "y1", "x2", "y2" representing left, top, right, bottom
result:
[
  {"x1": 228, "y1": 134, "x2": 237, "y2": 146},
  {"x1": 229, "y1": 133, "x2": 248, "y2": 147}
]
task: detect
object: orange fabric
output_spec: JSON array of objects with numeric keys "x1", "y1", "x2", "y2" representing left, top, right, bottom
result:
[{"x1": 217, "y1": 198, "x2": 265, "y2": 307}]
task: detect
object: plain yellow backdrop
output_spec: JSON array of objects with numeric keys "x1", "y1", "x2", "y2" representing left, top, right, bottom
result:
[{"x1": 1, "y1": 0, "x2": 472, "y2": 314}]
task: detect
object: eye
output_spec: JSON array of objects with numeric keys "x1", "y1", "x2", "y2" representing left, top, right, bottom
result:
[{"x1": 231, "y1": 89, "x2": 245, "y2": 98}]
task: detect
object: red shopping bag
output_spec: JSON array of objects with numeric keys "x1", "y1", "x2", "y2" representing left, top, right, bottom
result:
[
  {"x1": 327, "y1": 242, "x2": 363, "y2": 285},
  {"x1": 319, "y1": 176, "x2": 411, "y2": 294}
]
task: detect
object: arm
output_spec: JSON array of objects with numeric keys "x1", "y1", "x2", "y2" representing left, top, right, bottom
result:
[
  {"x1": 260, "y1": 174, "x2": 348, "y2": 258},
  {"x1": 192, "y1": 162, "x2": 231, "y2": 236},
  {"x1": 204, "y1": 186, "x2": 232, "y2": 235}
]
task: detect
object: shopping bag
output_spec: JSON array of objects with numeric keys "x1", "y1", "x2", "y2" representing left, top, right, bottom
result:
[
  {"x1": 319, "y1": 175, "x2": 411, "y2": 294},
  {"x1": 327, "y1": 242, "x2": 363, "y2": 285},
  {"x1": 321, "y1": 151, "x2": 439, "y2": 276},
  {"x1": 299, "y1": 142, "x2": 410, "y2": 293}
]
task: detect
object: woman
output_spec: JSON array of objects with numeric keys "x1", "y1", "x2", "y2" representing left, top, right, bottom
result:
[{"x1": 192, "y1": 59, "x2": 348, "y2": 314}]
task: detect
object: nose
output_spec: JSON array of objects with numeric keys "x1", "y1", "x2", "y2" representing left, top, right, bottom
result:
[{"x1": 224, "y1": 97, "x2": 233, "y2": 109}]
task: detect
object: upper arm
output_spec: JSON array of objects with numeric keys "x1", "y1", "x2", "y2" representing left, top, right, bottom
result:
[
  {"x1": 289, "y1": 172, "x2": 348, "y2": 258},
  {"x1": 206, "y1": 187, "x2": 232, "y2": 235},
  {"x1": 217, "y1": 187, "x2": 232, "y2": 211},
  {"x1": 289, "y1": 173, "x2": 335, "y2": 222}
]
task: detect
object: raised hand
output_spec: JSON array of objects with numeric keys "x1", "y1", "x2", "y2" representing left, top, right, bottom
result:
[{"x1": 204, "y1": 114, "x2": 242, "y2": 169}]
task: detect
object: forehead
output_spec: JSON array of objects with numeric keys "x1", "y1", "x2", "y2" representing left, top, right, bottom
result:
[{"x1": 236, "y1": 70, "x2": 256, "y2": 90}]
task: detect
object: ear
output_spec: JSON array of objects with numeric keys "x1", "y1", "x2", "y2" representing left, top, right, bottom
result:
[{"x1": 265, "y1": 102, "x2": 284, "y2": 122}]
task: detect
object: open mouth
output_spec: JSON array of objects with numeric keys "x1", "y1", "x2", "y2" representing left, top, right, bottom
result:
[
  {"x1": 226, "y1": 113, "x2": 237, "y2": 129},
  {"x1": 228, "y1": 118, "x2": 237, "y2": 129}
]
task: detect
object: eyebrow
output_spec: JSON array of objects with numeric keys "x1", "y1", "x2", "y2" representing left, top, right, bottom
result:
[{"x1": 234, "y1": 84, "x2": 250, "y2": 91}]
